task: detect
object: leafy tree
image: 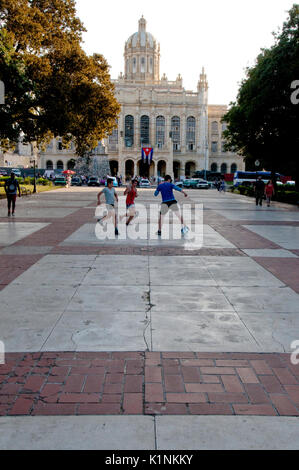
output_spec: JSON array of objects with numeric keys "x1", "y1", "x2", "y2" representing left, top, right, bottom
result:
[
  {"x1": 223, "y1": 4, "x2": 299, "y2": 187},
  {"x1": 0, "y1": 0, "x2": 120, "y2": 155}
]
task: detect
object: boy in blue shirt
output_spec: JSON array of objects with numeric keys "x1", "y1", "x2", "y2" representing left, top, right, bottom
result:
[
  {"x1": 154, "y1": 175, "x2": 189, "y2": 236},
  {"x1": 97, "y1": 178, "x2": 119, "y2": 236}
]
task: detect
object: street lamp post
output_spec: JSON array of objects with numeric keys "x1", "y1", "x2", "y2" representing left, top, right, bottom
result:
[
  {"x1": 255, "y1": 159, "x2": 260, "y2": 182},
  {"x1": 30, "y1": 159, "x2": 37, "y2": 193},
  {"x1": 204, "y1": 140, "x2": 209, "y2": 181}
]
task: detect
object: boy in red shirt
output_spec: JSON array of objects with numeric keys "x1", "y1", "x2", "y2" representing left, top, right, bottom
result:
[
  {"x1": 123, "y1": 179, "x2": 138, "y2": 226},
  {"x1": 265, "y1": 180, "x2": 275, "y2": 207}
]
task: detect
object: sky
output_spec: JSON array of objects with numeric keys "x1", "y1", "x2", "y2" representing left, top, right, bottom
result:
[{"x1": 75, "y1": 0, "x2": 295, "y2": 105}]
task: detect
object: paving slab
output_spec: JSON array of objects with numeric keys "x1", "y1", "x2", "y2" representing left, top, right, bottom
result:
[
  {"x1": 216, "y1": 210, "x2": 299, "y2": 222},
  {"x1": 0, "y1": 416, "x2": 155, "y2": 450},
  {"x1": 0, "y1": 222, "x2": 49, "y2": 246},
  {"x1": 221, "y1": 286, "x2": 299, "y2": 313},
  {"x1": 151, "y1": 310, "x2": 259, "y2": 352},
  {"x1": 242, "y1": 249, "x2": 298, "y2": 258},
  {"x1": 244, "y1": 225, "x2": 299, "y2": 249},
  {"x1": 156, "y1": 416, "x2": 299, "y2": 449},
  {"x1": 42, "y1": 310, "x2": 151, "y2": 351}
]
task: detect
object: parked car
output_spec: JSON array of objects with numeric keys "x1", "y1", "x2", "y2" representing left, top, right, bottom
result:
[
  {"x1": 88, "y1": 176, "x2": 100, "y2": 187},
  {"x1": 175, "y1": 181, "x2": 183, "y2": 188},
  {"x1": 11, "y1": 168, "x2": 22, "y2": 177},
  {"x1": 54, "y1": 176, "x2": 67, "y2": 186},
  {"x1": 196, "y1": 179, "x2": 210, "y2": 189},
  {"x1": 139, "y1": 178, "x2": 151, "y2": 188},
  {"x1": 71, "y1": 176, "x2": 82, "y2": 186},
  {"x1": 278, "y1": 180, "x2": 295, "y2": 186},
  {"x1": 183, "y1": 178, "x2": 200, "y2": 188}
]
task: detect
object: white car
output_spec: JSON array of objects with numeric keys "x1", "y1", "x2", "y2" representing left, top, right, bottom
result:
[
  {"x1": 196, "y1": 179, "x2": 210, "y2": 189},
  {"x1": 11, "y1": 168, "x2": 22, "y2": 177},
  {"x1": 139, "y1": 178, "x2": 151, "y2": 188}
]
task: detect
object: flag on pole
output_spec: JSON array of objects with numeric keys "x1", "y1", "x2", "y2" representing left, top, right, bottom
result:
[{"x1": 142, "y1": 147, "x2": 153, "y2": 165}]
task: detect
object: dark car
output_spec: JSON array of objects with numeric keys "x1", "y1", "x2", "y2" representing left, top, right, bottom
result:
[
  {"x1": 88, "y1": 176, "x2": 100, "y2": 187},
  {"x1": 71, "y1": 176, "x2": 82, "y2": 186}
]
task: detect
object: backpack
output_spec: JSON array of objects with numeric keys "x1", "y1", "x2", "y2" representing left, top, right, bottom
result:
[{"x1": 6, "y1": 179, "x2": 18, "y2": 194}]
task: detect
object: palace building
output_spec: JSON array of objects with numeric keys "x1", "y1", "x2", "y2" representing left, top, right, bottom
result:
[{"x1": 13, "y1": 16, "x2": 244, "y2": 177}]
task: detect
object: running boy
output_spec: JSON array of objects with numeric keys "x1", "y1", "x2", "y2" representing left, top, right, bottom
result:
[
  {"x1": 154, "y1": 175, "x2": 188, "y2": 236},
  {"x1": 97, "y1": 178, "x2": 119, "y2": 236},
  {"x1": 124, "y1": 179, "x2": 138, "y2": 226}
]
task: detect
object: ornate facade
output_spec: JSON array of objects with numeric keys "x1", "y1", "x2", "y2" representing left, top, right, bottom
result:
[{"x1": 39, "y1": 16, "x2": 244, "y2": 177}]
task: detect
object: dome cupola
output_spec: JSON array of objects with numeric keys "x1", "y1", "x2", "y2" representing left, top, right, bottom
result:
[{"x1": 124, "y1": 17, "x2": 160, "y2": 82}]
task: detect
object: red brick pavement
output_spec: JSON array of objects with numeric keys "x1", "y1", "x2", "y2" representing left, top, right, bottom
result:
[
  {"x1": 253, "y1": 258, "x2": 299, "y2": 294},
  {"x1": 0, "y1": 352, "x2": 298, "y2": 417}
]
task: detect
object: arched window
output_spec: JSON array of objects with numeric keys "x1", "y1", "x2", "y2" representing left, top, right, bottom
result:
[
  {"x1": 156, "y1": 116, "x2": 165, "y2": 148},
  {"x1": 125, "y1": 115, "x2": 134, "y2": 147},
  {"x1": 140, "y1": 115, "x2": 150, "y2": 146},
  {"x1": 212, "y1": 121, "x2": 218, "y2": 133},
  {"x1": 57, "y1": 160, "x2": 64, "y2": 170},
  {"x1": 231, "y1": 163, "x2": 237, "y2": 173},
  {"x1": 109, "y1": 119, "x2": 118, "y2": 147},
  {"x1": 171, "y1": 116, "x2": 180, "y2": 150},
  {"x1": 67, "y1": 159, "x2": 76, "y2": 170},
  {"x1": 221, "y1": 163, "x2": 227, "y2": 174},
  {"x1": 212, "y1": 141, "x2": 218, "y2": 153},
  {"x1": 211, "y1": 163, "x2": 218, "y2": 172},
  {"x1": 46, "y1": 160, "x2": 53, "y2": 170},
  {"x1": 186, "y1": 116, "x2": 196, "y2": 151},
  {"x1": 140, "y1": 57, "x2": 145, "y2": 73},
  {"x1": 149, "y1": 57, "x2": 153, "y2": 73},
  {"x1": 132, "y1": 57, "x2": 137, "y2": 73}
]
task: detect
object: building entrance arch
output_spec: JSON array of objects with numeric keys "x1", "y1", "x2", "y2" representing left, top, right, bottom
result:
[
  {"x1": 185, "y1": 161, "x2": 196, "y2": 177},
  {"x1": 109, "y1": 160, "x2": 119, "y2": 176},
  {"x1": 125, "y1": 160, "x2": 135, "y2": 179},
  {"x1": 138, "y1": 160, "x2": 155, "y2": 178},
  {"x1": 173, "y1": 161, "x2": 181, "y2": 179},
  {"x1": 157, "y1": 160, "x2": 166, "y2": 178}
]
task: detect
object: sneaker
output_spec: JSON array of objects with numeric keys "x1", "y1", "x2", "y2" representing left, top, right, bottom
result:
[
  {"x1": 7, "y1": 212, "x2": 11, "y2": 217},
  {"x1": 12, "y1": 213, "x2": 15, "y2": 217},
  {"x1": 157, "y1": 230, "x2": 162, "y2": 236},
  {"x1": 115, "y1": 228, "x2": 119, "y2": 236}
]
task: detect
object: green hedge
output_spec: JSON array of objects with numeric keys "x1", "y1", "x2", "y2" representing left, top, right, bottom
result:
[{"x1": 0, "y1": 177, "x2": 53, "y2": 187}]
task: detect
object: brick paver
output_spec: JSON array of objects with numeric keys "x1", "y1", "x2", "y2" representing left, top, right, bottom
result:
[{"x1": 0, "y1": 352, "x2": 298, "y2": 416}]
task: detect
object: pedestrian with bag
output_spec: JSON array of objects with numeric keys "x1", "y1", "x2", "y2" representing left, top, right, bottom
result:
[{"x1": 4, "y1": 172, "x2": 21, "y2": 217}]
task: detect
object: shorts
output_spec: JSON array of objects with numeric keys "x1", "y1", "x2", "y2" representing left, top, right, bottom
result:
[
  {"x1": 160, "y1": 200, "x2": 179, "y2": 215},
  {"x1": 106, "y1": 204, "x2": 115, "y2": 213},
  {"x1": 7, "y1": 194, "x2": 17, "y2": 203}
]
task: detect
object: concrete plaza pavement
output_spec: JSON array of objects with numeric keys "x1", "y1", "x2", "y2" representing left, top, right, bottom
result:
[{"x1": 0, "y1": 186, "x2": 299, "y2": 449}]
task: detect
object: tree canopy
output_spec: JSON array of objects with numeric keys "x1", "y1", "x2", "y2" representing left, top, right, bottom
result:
[
  {"x1": 222, "y1": 4, "x2": 299, "y2": 184},
  {"x1": 0, "y1": 0, "x2": 120, "y2": 155}
]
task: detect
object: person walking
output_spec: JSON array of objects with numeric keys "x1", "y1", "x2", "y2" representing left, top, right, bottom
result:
[
  {"x1": 97, "y1": 178, "x2": 119, "y2": 236},
  {"x1": 4, "y1": 172, "x2": 21, "y2": 217},
  {"x1": 123, "y1": 179, "x2": 138, "y2": 226},
  {"x1": 265, "y1": 180, "x2": 275, "y2": 207},
  {"x1": 255, "y1": 176, "x2": 265, "y2": 206},
  {"x1": 154, "y1": 175, "x2": 189, "y2": 236}
]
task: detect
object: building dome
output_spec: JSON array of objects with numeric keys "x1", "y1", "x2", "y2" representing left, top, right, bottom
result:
[
  {"x1": 124, "y1": 17, "x2": 160, "y2": 82},
  {"x1": 125, "y1": 16, "x2": 156, "y2": 49}
]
